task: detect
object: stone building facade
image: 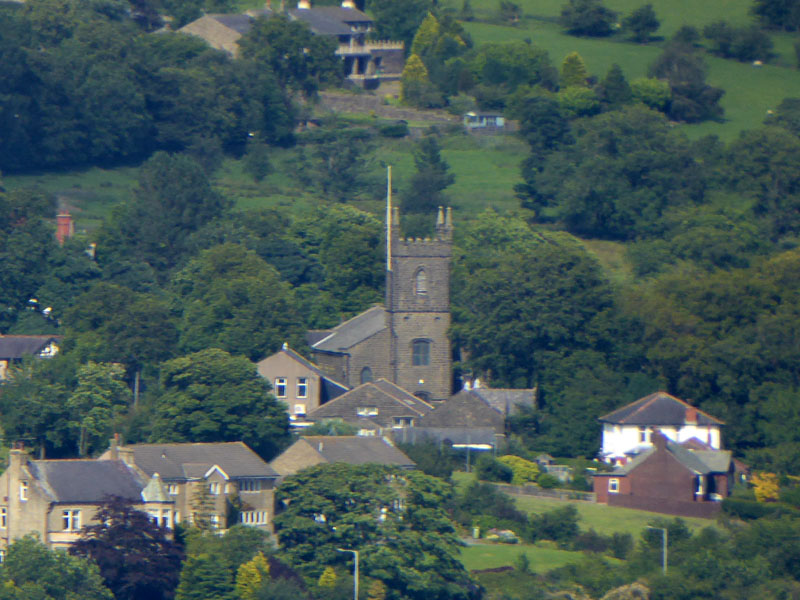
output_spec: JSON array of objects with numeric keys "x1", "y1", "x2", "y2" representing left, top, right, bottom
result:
[{"x1": 310, "y1": 207, "x2": 453, "y2": 402}]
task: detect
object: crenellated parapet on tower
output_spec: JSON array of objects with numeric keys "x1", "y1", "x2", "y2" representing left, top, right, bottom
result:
[{"x1": 386, "y1": 206, "x2": 453, "y2": 402}]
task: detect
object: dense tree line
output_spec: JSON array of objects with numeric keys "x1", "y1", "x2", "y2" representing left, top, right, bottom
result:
[{"x1": 0, "y1": 0, "x2": 342, "y2": 173}]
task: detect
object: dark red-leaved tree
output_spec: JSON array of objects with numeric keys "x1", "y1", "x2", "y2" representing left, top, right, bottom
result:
[{"x1": 70, "y1": 496, "x2": 184, "y2": 600}]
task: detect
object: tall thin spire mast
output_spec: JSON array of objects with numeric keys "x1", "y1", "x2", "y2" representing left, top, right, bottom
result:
[{"x1": 386, "y1": 165, "x2": 392, "y2": 271}]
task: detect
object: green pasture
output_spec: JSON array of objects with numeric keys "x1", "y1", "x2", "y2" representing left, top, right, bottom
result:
[
  {"x1": 513, "y1": 493, "x2": 715, "y2": 537},
  {"x1": 460, "y1": 541, "x2": 589, "y2": 572},
  {"x1": 462, "y1": 0, "x2": 800, "y2": 140}
]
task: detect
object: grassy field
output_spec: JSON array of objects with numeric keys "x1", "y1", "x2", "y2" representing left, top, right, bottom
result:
[
  {"x1": 463, "y1": 0, "x2": 800, "y2": 140},
  {"x1": 460, "y1": 541, "x2": 591, "y2": 572},
  {"x1": 452, "y1": 471, "x2": 716, "y2": 538}
]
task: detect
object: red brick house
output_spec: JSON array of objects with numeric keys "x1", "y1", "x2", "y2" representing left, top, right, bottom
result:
[{"x1": 594, "y1": 431, "x2": 734, "y2": 519}]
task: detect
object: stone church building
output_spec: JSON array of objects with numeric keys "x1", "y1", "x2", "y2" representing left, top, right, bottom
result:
[{"x1": 308, "y1": 206, "x2": 453, "y2": 402}]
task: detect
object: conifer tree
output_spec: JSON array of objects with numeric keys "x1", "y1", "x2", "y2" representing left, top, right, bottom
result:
[
  {"x1": 597, "y1": 63, "x2": 633, "y2": 107},
  {"x1": 560, "y1": 51, "x2": 589, "y2": 87},
  {"x1": 236, "y1": 552, "x2": 271, "y2": 600},
  {"x1": 175, "y1": 554, "x2": 235, "y2": 600},
  {"x1": 411, "y1": 12, "x2": 441, "y2": 57},
  {"x1": 318, "y1": 566, "x2": 338, "y2": 588},
  {"x1": 401, "y1": 53, "x2": 432, "y2": 105}
]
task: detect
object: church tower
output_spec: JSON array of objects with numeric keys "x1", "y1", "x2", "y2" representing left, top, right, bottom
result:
[{"x1": 387, "y1": 206, "x2": 453, "y2": 402}]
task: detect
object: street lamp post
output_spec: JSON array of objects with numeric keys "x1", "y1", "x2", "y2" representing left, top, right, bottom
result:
[
  {"x1": 645, "y1": 526, "x2": 668, "y2": 575},
  {"x1": 337, "y1": 548, "x2": 359, "y2": 600}
]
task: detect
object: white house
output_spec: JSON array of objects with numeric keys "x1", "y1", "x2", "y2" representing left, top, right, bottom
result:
[{"x1": 599, "y1": 392, "x2": 723, "y2": 464}]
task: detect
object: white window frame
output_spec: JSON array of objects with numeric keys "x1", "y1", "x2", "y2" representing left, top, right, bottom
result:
[
  {"x1": 208, "y1": 482, "x2": 220, "y2": 495},
  {"x1": 356, "y1": 407, "x2": 379, "y2": 417},
  {"x1": 239, "y1": 479, "x2": 262, "y2": 493},
  {"x1": 297, "y1": 377, "x2": 308, "y2": 399},
  {"x1": 0, "y1": 507, "x2": 7, "y2": 529},
  {"x1": 167, "y1": 484, "x2": 179, "y2": 496},
  {"x1": 210, "y1": 514, "x2": 221, "y2": 529},
  {"x1": 62, "y1": 509, "x2": 81, "y2": 531},
  {"x1": 608, "y1": 478, "x2": 620, "y2": 493},
  {"x1": 275, "y1": 378, "x2": 287, "y2": 398},
  {"x1": 19, "y1": 481, "x2": 27, "y2": 502},
  {"x1": 294, "y1": 404, "x2": 307, "y2": 416},
  {"x1": 240, "y1": 511, "x2": 269, "y2": 525}
]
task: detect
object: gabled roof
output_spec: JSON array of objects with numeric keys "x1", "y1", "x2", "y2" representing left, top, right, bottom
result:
[
  {"x1": 124, "y1": 442, "x2": 278, "y2": 481},
  {"x1": 599, "y1": 436, "x2": 732, "y2": 477},
  {"x1": 310, "y1": 306, "x2": 387, "y2": 353},
  {"x1": 418, "y1": 391, "x2": 505, "y2": 433},
  {"x1": 28, "y1": 459, "x2": 145, "y2": 503},
  {"x1": 301, "y1": 436, "x2": 415, "y2": 467},
  {"x1": 599, "y1": 392, "x2": 723, "y2": 426},
  {"x1": 0, "y1": 336, "x2": 60, "y2": 359},
  {"x1": 258, "y1": 345, "x2": 348, "y2": 391},
  {"x1": 469, "y1": 388, "x2": 535, "y2": 417},
  {"x1": 208, "y1": 13, "x2": 257, "y2": 34},
  {"x1": 307, "y1": 379, "x2": 433, "y2": 427}
]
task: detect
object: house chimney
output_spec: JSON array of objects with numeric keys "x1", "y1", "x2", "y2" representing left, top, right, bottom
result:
[
  {"x1": 652, "y1": 429, "x2": 668, "y2": 451},
  {"x1": 685, "y1": 406, "x2": 698, "y2": 425},
  {"x1": 109, "y1": 434, "x2": 119, "y2": 460},
  {"x1": 55, "y1": 212, "x2": 74, "y2": 245},
  {"x1": 8, "y1": 447, "x2": 25, "y2": 473}
]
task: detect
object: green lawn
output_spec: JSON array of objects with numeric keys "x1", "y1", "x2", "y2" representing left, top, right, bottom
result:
[
  {"x1": 513, "y1": 494, "x2": 715, "y2": 537},
  {"x1": 460, "y1": 541, "x2": 589, "y2": 572},
  {"x1": 452, "y1": 471, "x2": 716, "y2": 538},
  {"x1": 463, "y1": 1, "x2": 800, "y2": 140}
]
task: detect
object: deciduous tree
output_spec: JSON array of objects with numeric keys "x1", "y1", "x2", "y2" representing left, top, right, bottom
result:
[
  {"x1": 70, "y1": 497, "x2": 183, "y2": 600},
  {"x1": 150, "y1": 348, "x2": 290, "y2": 460}
]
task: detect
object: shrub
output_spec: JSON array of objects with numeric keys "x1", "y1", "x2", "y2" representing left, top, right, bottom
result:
[
  {"x1": 609, "y1": 532, "x2": 633, "y2": 559},
  {"x1": 573, "y1": 528, "x2": 609, "y2": 553},
  {"x1": 379, "y1": 122, "x2": 409, "y2": 138},
  {"x1": 630, "y1": 77, "x2": 670, "y2": 112},
  {"x1": 530, "y1": 505, "x2": 580, "y2": 545},
  {"x1": 476, "y1": 455, "x2": 514, "y2": 483},
  {"x1": 497, "y1": 455, "x2": 540, "y2": 485},
  {"x1": 537, "y1": 473, "x2": 560, "y2": 489}
]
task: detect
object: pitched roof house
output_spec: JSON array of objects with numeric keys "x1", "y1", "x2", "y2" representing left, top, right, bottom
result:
[
  {"x1": 305, "y1": 379, "x2": 434, "y2": 435},
  {"x1": 0, "y1": 448, "x2": 172, "y2": 551},
  {"x1": 599, "y1": 392, "x2": 724, "y2": 463},
  {"x1": 270, "y1": 435, "x2": 415, "y2": 477},
  {"x1": 178, "y1": 1, "x2": 404, "y2": 83},
  {"x1": 99, "y1": 440, "x2": 278, "y2": 531},
  {"x1": 256, "y1": 343, "x2": 348, "y2": 423},
  {"x1": 594, "y1": 431, "x2": 734, "y2": 519},
  {"x1": 0, "y1": 335, "x2": 61, "y2": 381}
]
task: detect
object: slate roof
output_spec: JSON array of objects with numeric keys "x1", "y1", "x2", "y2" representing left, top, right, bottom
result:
[
  {"x1": 392, "y1": 427, "x2": 500, "y2": 447},
  {"x1": 125, "y1": 442, "x2": 278, "y2": 481},
  {"x1": 310, "y1": 306, "x2": 387, "y2": 353},
  {"x1": 28, "y1": 460, "x2": 145, "y2": 503},
  {"x1": 302, "y1": 436, "x2": 415, "y2": 467},
  {"x1": 599, "y1": 392, "x2": 723, "y2": 426},
  {"x1": 470, "y1": 388, "x2": 535, "y2": 417},
  {"x1": 420, "y1": 390, "x2": 505, "y2": 433},
  {"x1": 307, "y1": 379, "x2": 433, "y2": 428},
  {"x1": 209, "y1": 13, "x2": 256, "y2": 34},
  {"x1": 600, "y1": 437, "x2": 732, "y2": 477},
  {"x1": 288, "y1": 7, "x2": 366, "y2": 35},
  {"x1": 281, "y1": 346, "x2": 349, "y2": 391},
  {"x1": 0, "y1": 336, "x2": 60, "y2": 359}
]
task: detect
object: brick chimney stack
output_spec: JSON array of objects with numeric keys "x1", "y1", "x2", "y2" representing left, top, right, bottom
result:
[
  {"x1": 56, "y1": 212, "x2": 74, "y2": 245},
  {"x1": 685, "y1": 406, "x2": 698, "y2": 425}
]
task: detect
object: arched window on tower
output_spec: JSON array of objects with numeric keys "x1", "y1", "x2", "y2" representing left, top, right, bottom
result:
[
  {"x1": 415, "y1": 269, "x2": 427, "y2": 296},
  {"x1": 360, "y1": 367, "x2": 373, "y2": 384},
  {"x1": 412, "y1": 340, "x2": 431, "y2": 366}
]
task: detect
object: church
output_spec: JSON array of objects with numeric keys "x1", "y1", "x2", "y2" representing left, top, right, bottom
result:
[{"x1": 307, "y1": 206, "x2": 453, "y2": 402}]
